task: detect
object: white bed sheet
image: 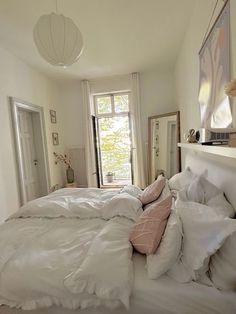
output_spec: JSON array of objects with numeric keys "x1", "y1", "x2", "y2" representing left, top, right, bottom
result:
[{"x1": 1, "y1": 253, "x2": 236, "y2": 314}]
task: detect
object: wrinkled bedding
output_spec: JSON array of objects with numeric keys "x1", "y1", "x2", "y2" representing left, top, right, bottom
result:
[{"x1": 0, "y1": 188, "x2": 142, "y2": 310}]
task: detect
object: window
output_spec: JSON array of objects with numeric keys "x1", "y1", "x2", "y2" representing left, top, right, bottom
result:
[{"x1": 93, "y1": 92, "x2": 132, "y2": 187}]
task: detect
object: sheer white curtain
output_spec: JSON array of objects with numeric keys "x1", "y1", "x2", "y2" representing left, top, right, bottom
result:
[
  {"x1": 81, "y1": 80, "x2": 97, "y2": 187},
  {"x1": 130, "y1": 72, "x2": 146, "y2": 188}
]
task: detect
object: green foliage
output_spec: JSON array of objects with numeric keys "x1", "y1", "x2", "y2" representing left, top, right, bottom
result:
[
  {"x1": 97, "y1": 96, "x2": 111, "y2": 114},
  {"x1": 99, "y1": 116, "x2": 131, "y2": 179},
  {"x1": 114, "y1": 94, "x2": 129, "y2": 113}
]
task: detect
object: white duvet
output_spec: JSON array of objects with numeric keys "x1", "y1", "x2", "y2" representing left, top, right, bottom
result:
[{"x1": 0, "y1": 188, "x2": 142, "y2": 310}]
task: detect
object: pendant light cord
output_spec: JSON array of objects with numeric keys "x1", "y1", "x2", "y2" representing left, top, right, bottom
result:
[{"x1": 55, "y1": 0, "x2": 58, "y2": 13}]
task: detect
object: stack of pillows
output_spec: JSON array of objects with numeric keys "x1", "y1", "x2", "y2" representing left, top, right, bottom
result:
[
  {"x1": 130, "y1": 168, "x2": 236, "y2": 291},
  {"x1": 130, "y1": 174, "x2": 182, "y2": 279}
]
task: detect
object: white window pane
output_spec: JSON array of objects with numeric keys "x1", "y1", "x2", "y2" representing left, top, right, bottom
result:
[
  {"x1": 114, "y1": 94, "x2": 129, "y2": 113},
  {"x1": 97, "y1": 96, "x2": 112, "y2": 114}
]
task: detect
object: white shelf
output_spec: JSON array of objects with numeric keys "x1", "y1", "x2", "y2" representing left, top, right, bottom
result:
[{"x1": 178, "y1": 143, "x2": 236, "y2": 159}]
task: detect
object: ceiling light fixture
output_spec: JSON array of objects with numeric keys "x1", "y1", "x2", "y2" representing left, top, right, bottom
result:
[{"x1": 33, "y1": 0, "x2": 83, "y2": 67}]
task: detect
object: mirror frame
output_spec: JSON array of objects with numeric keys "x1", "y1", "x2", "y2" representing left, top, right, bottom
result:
[{"x1": 148, "y1": 111, "x2": 181, "y2": 184}]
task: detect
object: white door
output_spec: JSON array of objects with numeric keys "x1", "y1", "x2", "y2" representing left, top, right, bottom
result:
[{"x1": 18, "y1": 109, "x2": 41, "y2": 201}]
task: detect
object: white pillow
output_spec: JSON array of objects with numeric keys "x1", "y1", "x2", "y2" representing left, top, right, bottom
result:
[
  {"x1": 209, "y1": 231, "x2": 236, "y2": 291},
  {"x1": 186, "y1": 175, "x2": 205, "y2": 204},
  {"x1": 177, "y1": 187, "x2": 235, "y2": 218},
  {"x1": 146, "y1": 210, "x2": 182, "y2": 279},
  {"x1": 178, "y1": 175, "x2": 222, "y2": 204},
  {"x1": 168, "y1": 201, "x2": 236, "y2": 283},
  {"x1": 168, "y1": 167, "x2": 197, "y2": 191},
  {"x1": 199, "y1": 176, "x2": 222, "y2": 203},
  {"x1": 120, "y1": 185, "x2": 143, "y2": 198},
  {"x1": 207, "y1": 193, "x2": 235, "y2": 218}
]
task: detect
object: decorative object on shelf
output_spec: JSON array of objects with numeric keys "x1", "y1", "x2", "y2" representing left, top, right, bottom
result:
[
  {"x1": 185, "y1": 129, "x2": 197, "y2": 143},
  {"x1": 33, "y1": 0, "x2": 83, "y2": 67},
  {"x1": 54, "y1": 152, "x2": 75, "y2": 184},
  {"x1": 106, "y1": 172, "x2": 114, "y2": 183},
  {"x1": 50, "y1": 110, "x2": 57, "y2": 123},
  {"x1": 225, "y1": 79, "x2": 236, "y2": 97},
  {"x1": 52, "y1": 132, "x2": 59, "y2": 145},
  {"x1": 198, "y1": 0, "x2": 232, "y2": 129}
]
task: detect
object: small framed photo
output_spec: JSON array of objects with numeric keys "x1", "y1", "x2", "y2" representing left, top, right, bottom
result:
[
  {"x1": 52, "y1": 132, "x2": 59, "y2": 145},
  {"x1": 50, "y1": 110, "x2": 57, "y2": 123}
]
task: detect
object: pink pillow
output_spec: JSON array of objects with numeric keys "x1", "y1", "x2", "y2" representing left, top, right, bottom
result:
[
  {"x1": 130, "y1": 196, "x2": 172, "y2": 254},
  {"x1": 140, "y1": 175, "x2": 165, "y2": 205}
]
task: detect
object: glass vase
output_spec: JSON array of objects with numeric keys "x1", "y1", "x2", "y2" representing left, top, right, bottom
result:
[{"x1": 66, "y1": 166, "x2": 74, "y2": 184}]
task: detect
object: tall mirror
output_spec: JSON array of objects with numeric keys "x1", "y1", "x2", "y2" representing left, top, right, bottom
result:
[{"x1": 148, "y1": 111, "x2": 181, "y2": 183}]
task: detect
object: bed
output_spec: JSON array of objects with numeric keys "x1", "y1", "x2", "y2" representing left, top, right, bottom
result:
[{"x1": 0, "y1": 152, "x2": 236, "y2": 314}]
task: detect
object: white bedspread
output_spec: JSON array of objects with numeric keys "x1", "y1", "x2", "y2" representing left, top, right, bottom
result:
[
  {"x1": 2, "y1": 254, "x2": 236, "y2": 314},
  {"x1": 0, "y1": 188, "x2": 142, "y2": 310}
]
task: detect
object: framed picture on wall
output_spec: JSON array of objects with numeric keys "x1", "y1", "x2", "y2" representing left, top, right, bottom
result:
[
  {"x1": 198, "y1": 0, "x2": 232, "y2": 129},
  {"x1": 52, "y1": 132, "x2": 59, "y2": 145},
  {"x1": 50, "y1": 110, "x2": 57, "y2": 123}
]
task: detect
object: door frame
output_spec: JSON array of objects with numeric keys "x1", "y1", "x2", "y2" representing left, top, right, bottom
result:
[
  {"x1": 10, "y1": 97, "x2": 50, "y2": 205},
  {"x1": 167, "y1": 120, "x2": 177, "y2": 179}
]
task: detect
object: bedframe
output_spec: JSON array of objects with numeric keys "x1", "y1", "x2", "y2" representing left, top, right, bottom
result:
[{"x1": 1, "y1": 151, "x2": 236, "y2": 314}]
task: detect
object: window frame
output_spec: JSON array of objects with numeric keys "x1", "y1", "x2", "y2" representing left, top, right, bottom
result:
[{"x1": 94, "y1": 92, "x2": 130, "y2": 118}]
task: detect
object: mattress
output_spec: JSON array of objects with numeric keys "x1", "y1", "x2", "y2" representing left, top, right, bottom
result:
[{"x1": 1, "y1": 253, "x2": 236, "y2": 314}]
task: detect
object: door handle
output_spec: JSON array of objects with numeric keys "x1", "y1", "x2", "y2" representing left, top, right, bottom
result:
[{"x1": 33, "y1": 159, "x2": 38, "y2": 166}]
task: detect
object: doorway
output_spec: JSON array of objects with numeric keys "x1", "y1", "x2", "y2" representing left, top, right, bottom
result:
[
  {"x1": 93, "y1": 93, "x2": 133, "y2": 188},
  {"x1": 11, "y1": 98, "x2": 50, "y2": 205}
]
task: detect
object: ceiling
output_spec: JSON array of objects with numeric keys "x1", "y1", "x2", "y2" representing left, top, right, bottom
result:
[{"x1": 0, "y1": 0, "x2": 196, "y2": 81}]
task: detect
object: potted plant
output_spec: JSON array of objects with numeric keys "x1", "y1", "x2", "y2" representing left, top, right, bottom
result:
[{"x1": 106, "y1": 171, "x2": 114, "y2": 183}]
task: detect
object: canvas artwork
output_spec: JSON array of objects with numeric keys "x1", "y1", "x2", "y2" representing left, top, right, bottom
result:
[{"x1": 198, "y1": 1, "x2": 232, "y2": 129}]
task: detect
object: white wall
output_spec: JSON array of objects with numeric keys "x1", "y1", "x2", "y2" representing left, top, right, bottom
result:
[
  {"x1": 0, "y1": 46, "x2": 65, "y2": 220},
  {"x1": 59, "y1": 80, "x2": 84, "y2": 147},
  {"x1": 175, "y1": 0, "x2": 236, "y2": 141},
  {"x1": 140, "y1": 69, "x2": 176, "y2": 146}
]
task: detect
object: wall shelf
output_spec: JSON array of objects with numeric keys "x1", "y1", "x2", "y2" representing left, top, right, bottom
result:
[{"x1": 178, "y1": 143, "x2": 236, "y2": 159}]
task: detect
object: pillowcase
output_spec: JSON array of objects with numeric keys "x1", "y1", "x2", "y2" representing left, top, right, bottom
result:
[
  {"x1": 168, "y1": 167, "x2": 197, "y2": 191},
  {"x1": 130, "y1": 195, "x2": 172, "y2": 254},
  {"x1": 178, "y1": 175, "x2": 222, "y2": 204},
  {"x1": 177, "y1": 181, "x2": 235, "y2": 218},
  {"x1": 209, "y1": 231, "x2": 236, "y2": 291},
  {"x1": 168, "y1": 201, "x2": 236, "y2": 283},
  {"x1": 139, "y1": 175, "x2": 165, "y2": 205},
  {"x1": 207, "y1": 193, "x2": 235, "y2": 218},
  {"x1": 120, "y1": 185, "x2": 143, "y2": 198},
  {"x1": 144, "y1": 181, "x2": 171, "y2": 210},
  {"x1": 185, "y1": 175, "x2": 205, "y2": 204},
  {"x1": 146, "y1": 210, "x2": 182, "y2": 279}
]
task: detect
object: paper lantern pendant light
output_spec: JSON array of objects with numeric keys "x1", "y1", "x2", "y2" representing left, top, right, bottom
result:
[{"x1": 33, "y1": 13, "x2": 83, "y2": 67}]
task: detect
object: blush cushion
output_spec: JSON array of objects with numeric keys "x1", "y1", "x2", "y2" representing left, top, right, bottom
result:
[
  {"x1": 130, "y1": 195, "x2": 172, "y2": 254},
  {"x1": 139, "y1": 175, "x2": 166, "y2": 205}
]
